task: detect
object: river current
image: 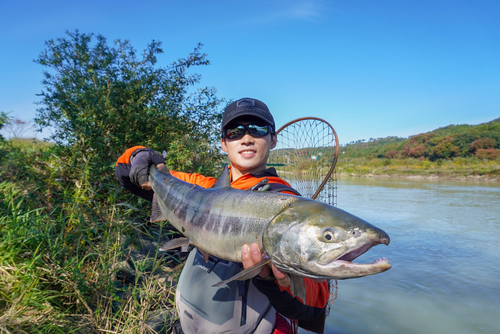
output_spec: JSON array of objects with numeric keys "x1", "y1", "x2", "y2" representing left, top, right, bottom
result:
[{"x1": 299, "y1": 177, "x2": 500, "y2": 334}]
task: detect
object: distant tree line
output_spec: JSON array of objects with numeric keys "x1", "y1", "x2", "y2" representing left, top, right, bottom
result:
[{"x1": 342, "y1": 118, "x2": 500, "y2": 161}]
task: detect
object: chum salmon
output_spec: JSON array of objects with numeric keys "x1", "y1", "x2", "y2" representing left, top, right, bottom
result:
[{"x1": 151, "y1": 165, "x2": 391, "y2": 300}]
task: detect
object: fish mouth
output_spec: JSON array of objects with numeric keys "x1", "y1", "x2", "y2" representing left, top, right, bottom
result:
[
  {"x1": 327, "y1": 257, "x2": 391, "y2": 271},
  {"x1": 317, "y1": 237, "x2": 390, "y2": 267},
  {"x1": 315, "y1": 243, "x2": 391, "y2": 278}
]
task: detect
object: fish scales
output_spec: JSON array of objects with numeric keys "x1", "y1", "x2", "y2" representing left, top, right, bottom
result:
[
  {"x1": 150, "y1": 165, "x2": 297, "y2": 261},
  {"x1": 150, "y1": 164, "x2": 391, "y2": 284}
]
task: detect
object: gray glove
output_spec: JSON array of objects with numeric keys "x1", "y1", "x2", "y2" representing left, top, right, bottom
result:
[{"x1": 129, "y1": 149, "x2": 165, "y2": 187}]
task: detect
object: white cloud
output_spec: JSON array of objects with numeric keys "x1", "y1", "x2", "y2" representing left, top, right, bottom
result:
[
  {"x1": 288, "y1": 0, "x2": 323, "y2": 21},
  {"x1": 237, "y1": 0, "x2": 324, "y2": 26}
]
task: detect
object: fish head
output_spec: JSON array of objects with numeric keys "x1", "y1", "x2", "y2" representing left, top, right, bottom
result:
[{"x1": 263, "y1": 199, "x2": 391, "y2": 279}]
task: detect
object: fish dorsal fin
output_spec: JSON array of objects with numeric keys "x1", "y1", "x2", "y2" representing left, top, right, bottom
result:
[
  {"x1": 150, "y1": 194, "x2": 167, "y2": 222},
  {"x1": 211, "y1": 164, "x2": 231, "y2": 189}
]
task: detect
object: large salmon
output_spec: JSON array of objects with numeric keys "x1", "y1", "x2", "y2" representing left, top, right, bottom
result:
[{"x1": 150, "y1": 165, "x2": 391, "y2": 299}]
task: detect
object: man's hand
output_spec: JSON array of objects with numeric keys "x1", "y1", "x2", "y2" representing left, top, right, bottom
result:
[
  {"x1": 241, "y1": 243, "x2": 290, "y2": 288},
  {"x1": 140, "y1": 163, "x2": 165, "y2": 190},
  {"x1": 129, "y1": 149, "x2": 166, "y2": 190}
]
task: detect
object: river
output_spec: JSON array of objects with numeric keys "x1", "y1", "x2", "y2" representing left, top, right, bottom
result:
[{"x1": 299, "y1": 176, "x2": 500, "y2": 334}]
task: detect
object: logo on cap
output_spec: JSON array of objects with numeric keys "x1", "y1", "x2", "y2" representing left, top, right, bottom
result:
[{"x1": 236, "y1": 98, "x2": 255, "y2": 108}]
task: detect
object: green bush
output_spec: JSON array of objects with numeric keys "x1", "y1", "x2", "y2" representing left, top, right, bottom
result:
[{"x1": 34, "y1": 30, "x2": 224, "y2": 178}]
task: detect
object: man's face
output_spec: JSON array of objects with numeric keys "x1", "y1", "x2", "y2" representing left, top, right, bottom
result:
[{"x1": 221, "y1": 117, "x2": 277, "y2": 179}]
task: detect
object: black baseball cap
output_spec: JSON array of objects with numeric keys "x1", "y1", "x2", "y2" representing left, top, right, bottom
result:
[{"x1": 221, "y1": 98, "x2": 275, "y2": 132}]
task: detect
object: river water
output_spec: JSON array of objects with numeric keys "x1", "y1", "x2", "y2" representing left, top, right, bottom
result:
[{"x1": 302, "y1": 177, "x2": 500, "y2": 334}]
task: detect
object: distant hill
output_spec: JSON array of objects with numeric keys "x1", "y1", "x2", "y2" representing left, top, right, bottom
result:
[{"x1": 342, "y1": 118, "x2": 500, "y2": 160}]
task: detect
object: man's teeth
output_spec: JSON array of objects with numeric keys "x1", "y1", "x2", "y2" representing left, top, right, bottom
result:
[{"x1": 241, "y1": 151, "x2": 255, "y2": 154}]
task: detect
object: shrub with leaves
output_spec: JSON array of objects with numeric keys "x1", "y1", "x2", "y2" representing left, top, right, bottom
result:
[
  {"x1": 34, "y1": 30, "x2": 224, "y2": 177},
  {"x1": 476, "y1": 148, "x2": 500, "y2": 160},
  {"x1": 469, "y1": 138, "x2": 496, "y2": 154},
  {"x1": 0, "y1": 111, "x2": 10, "y2": 142}
]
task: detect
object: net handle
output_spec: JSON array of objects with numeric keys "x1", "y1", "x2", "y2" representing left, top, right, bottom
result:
[{"x1": 275, "y1": 117, "x2": 340, "y2": 200}]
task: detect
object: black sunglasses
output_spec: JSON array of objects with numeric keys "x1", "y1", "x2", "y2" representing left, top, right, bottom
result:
[{"x1": 223, "y1": 123, "x2": 272, "y2": 140}]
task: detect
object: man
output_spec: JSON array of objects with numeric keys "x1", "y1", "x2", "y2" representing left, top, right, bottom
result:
[{"x1": 116, "y1": 98, "x2": 329, "y2": 334}]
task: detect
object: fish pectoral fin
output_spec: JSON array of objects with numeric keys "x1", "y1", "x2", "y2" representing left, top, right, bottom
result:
[
  {"x1": 150, "y1": 194, "x2": 167, "y2": 222},
  {"x1": 159, "y1": 237, "x2": 190, "y2": 251},
  {"x1": 289, "y1": 274, "x2": 307, "y2": 303},
  {"x1": 212, "y1": 258, "x2": 272, "y2": 288},
  {"x1": 200, "y1": 250, "x2": 210, "y2": 263}
]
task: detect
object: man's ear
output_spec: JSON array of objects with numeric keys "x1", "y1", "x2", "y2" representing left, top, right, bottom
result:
[
  {"x1": 270, "y1": 134, "x2": 277, "y2": 149},
  {"x1": 221, "y1": 138, "x2": 228, "y2": 153}
]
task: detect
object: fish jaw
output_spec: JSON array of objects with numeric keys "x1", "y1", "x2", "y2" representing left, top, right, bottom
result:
[
  {"x1": 264, "y1": 199, "x2": 391, "y2": 279},
  {"x1": 313, "y1": 257, "x2": 391, "y2": 279}
]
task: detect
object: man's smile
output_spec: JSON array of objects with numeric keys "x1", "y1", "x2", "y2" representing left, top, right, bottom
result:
[{"x1": 240, "y1": 149, "x2": 256, "y2": 155}]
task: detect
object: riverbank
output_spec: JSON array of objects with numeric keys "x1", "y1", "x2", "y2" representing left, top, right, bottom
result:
[{"x1": 335, "y1": 157, "x2": 500, "y2": 182}]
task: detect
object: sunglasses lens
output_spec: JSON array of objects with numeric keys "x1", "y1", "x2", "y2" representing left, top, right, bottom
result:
[
  {"x1": 248, "y1": 125, "x2": 269, "y2": 137},
  {"x1": 225, "y1": 125, "x2": 245, "y2": 139},
  {"x1": 224, "y1": 124, "x2": 270, "y2": 139}
]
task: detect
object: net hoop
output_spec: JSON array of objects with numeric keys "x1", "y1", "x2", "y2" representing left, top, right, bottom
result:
[{"x1": 270, "y1": 117, "x2": 339, "y2": 205}]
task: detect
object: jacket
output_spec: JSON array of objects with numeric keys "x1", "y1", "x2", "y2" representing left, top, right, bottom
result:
[
  {"x1": 171, "y1": 167, "x2": 329, "y2": 334},
  {"x1": 115, "y1": 148, "x2": 329, "y2": 333}
]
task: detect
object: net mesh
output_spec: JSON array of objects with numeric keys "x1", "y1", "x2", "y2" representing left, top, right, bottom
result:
[
  {"x1": 268, "y1": 118, "x2": 339, "y2": 315},
  {"x1": 269, "y1": 118, "x2": 337, "y2": 206}
]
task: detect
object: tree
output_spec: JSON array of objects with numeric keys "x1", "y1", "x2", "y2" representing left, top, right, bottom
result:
[
  {"x1": 407, "y1": 145, "x2": 426, "y2": 158},
  {"x1": 469, "y1": 138, "x2": 496, "y2": 155},
  {"x1": 384, "y1": 149, "x2": 398, "y2": 159},
  {"x1": 430, "y1": 140, "x2": 459, "y2": 161},
  {"x1": 34, "y1": 30, "x2": 223, "y2": 175},
  {"x1": 2, "y1": 117, "x2": 33, "y2": 138},
  {"x1": 475, "y1": 149, "x2": 500, "y2": 160},
  {"x1": 452, "y1": 132, "x2": 478, "y2": 156}
]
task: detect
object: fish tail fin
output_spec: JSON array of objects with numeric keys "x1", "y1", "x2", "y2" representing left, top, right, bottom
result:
[{"x1": 157, "y1": 164, "x2": 171, "y2": 175}]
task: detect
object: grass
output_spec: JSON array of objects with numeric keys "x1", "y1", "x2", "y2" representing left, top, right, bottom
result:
[
  {"x1": 8, "y1": 138, "x2": 54, "y2": 150},
  {"x1": 0, "y1": 140, "x2": 182, "y2": 333}
]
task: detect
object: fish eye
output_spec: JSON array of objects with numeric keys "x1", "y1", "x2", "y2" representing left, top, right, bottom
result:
[{"x1": 321, "y1": 228, "x2": 336, "y2": 242}]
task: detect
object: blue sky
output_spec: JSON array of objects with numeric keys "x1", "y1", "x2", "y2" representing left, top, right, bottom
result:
[{"x1": 1, "y1": 0, "x2": 499, "y2": 144}]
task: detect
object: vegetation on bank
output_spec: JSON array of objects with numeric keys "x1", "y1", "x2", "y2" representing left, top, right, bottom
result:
[
  {"x1": 341, "y1": 117, "x2": 500, "y2": 161},
  {"x1": 0, "y1": 139, "x2": 185, "y2": 333},
  {"x1": 336, "y1": 156, "x2": 500, "y2": 179},
  {"x1": 1, "y1": 31, "x2": 223, "y2": 333},
  {"x1": 336, "y1": 117, "x2": 500, "y2": 179}
]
